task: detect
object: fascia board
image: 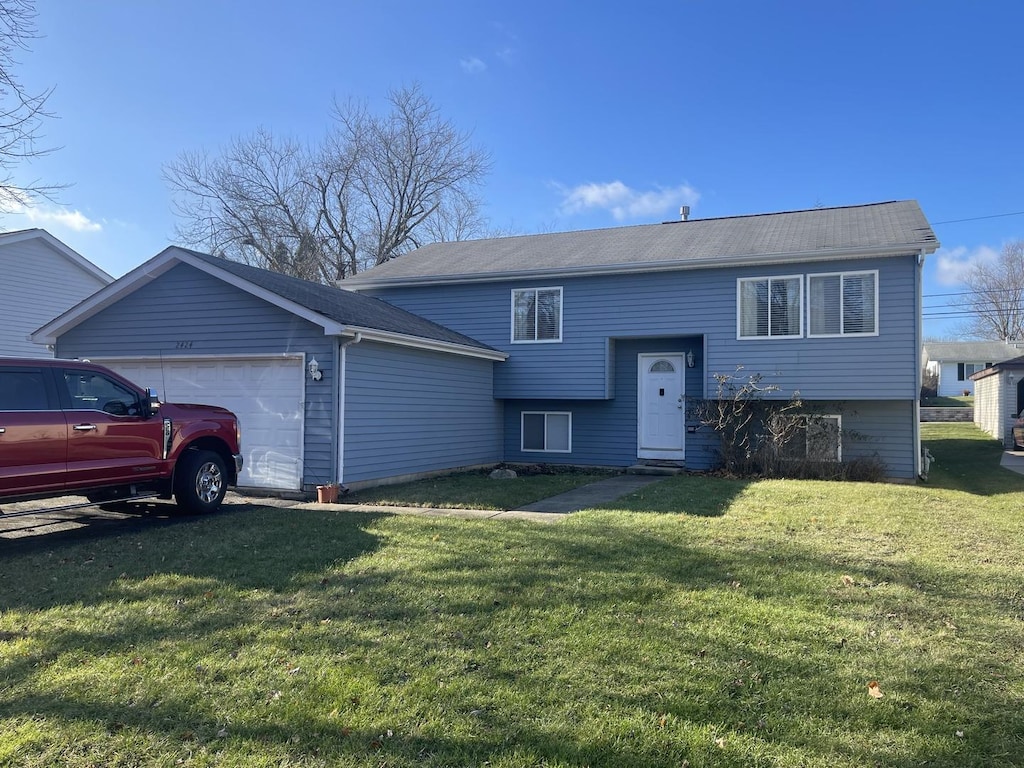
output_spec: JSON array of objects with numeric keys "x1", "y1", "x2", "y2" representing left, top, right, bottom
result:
[
  {"x1": 340, "y1": 326, "x2": 508, "y2": 361},
  {"x1": 341, "y1": 243, "x2": 941, "y2": 290}
]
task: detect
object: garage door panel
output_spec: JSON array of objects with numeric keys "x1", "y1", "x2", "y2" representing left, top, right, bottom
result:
[{"x1": 97, "y1": 357, "x2": 304, "y2": 491}]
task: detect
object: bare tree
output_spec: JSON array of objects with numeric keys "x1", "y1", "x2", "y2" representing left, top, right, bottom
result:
[
  {"x1": 0, "y1": 0, "x2": 62, "y2": 212},
  {"x1": 165, "y1": 84, "x2": 491, "y2": 282},
  {"x1": 951, "y1": 240, "x2": 1024, "y2": 340}
]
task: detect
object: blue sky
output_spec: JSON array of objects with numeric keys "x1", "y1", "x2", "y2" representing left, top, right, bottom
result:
[{"x1": 5, "y1": 1, "x2": 1024, "y2": 339}]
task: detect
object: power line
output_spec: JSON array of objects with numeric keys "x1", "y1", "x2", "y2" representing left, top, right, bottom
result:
[{"x1": 931, "y1": 210, "x2": 1024, "y2": 225}]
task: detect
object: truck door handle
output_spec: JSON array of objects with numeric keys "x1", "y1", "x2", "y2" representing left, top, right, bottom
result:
[
  {"x1": 73, "y1": 424, "x2": 98, "y2": 432},
  {"x1": 0, "y1": 427, "x2": 5, "y2": 434}
]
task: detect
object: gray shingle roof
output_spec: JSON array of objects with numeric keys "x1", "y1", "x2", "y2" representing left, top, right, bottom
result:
[
  {"x1": 180, "y1": 249, "x2": 496, "y2": 351},
  {"x1": 344, "y1": 200, "x2": 939, "y2": 287},
  {"x1": 922, "y1": 341, "x2": 1024, "y2": 364}
]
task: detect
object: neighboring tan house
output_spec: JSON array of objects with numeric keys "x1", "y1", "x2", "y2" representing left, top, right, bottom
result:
[
  {"x1": 345, "y1": 200, "x2": 939, "y2": 481},
  {"x1": 34, "y1": 200, "x2": 940, "y2": 491},
  {"x1": 0, "y1": 229, "x2": 112, "y2": 357},
  {"x1": 970, "y1": 356, "x2": 1024, "y2": 447},
  {"x1": 922, "y1": 340, "x2": 1024, "y2": 397}
]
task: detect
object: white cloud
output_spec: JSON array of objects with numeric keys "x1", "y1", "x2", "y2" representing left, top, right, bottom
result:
[
  {"x1": 10, "y1": 204, "x2": 103, "y2": 233},
  {"x1": 459, "y1": 56, "x2": 487, "y2": 75},
  {"x1": 934, "y1": 244, "x2": 998, "y2": 286},
  {"x1": 557, "y1": 180, "x2": 700, "y2": 221}
]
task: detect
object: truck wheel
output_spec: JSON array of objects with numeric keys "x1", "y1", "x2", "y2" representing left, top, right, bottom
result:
[{"x1": 174, "y1": 450, "x2": 228, "y2": 514}]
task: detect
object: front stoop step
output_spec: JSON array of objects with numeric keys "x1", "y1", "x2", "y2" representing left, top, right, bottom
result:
[{"x1": 626, "y1": 463, "x2": 686, "y2": 476}]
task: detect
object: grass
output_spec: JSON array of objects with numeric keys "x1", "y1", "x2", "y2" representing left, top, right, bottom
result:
[
  {"x1": 341, "y1": 466, "x2": 615, "y2": 510},
  {"x1": 922, "y1": 395, "x2": 974, "y2": 407},
  {"x1": 1, "y1": 423, "x2": 1023, "y2": 766}
]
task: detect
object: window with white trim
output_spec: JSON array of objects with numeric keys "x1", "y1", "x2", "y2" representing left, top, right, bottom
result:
[
  {"x1": 958, "y1": 362, "x2": 993, "y2": 381},
  {"x1": 808, "y1": 271, "x2": 878, "y2": 337},
  {"x1": 737, "y1": 276, "x2": 802, "y2": 339},
  {"x1": 512, "y1": 287, "x2": 562, "y2": 343},
  {"x1": 521, "y1": 411, "x2": 571, "y2": 452},
  {"x1": 780, "y1": 415, "x2": 842, "y2": 462}
]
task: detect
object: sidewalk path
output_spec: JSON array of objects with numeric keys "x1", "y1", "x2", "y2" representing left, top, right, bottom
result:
[
  {"x1": 1000, "y1": 449, "x2": 1024, "y2": 476},
  {"x1": 288, "y1": 473, "x2": 669, "y2": 522}
]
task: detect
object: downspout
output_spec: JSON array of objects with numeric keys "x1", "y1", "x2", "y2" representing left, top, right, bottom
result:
[
  {"x1": 914, "y1": 250, "x2": 925, "y2": 480},
  {"x1": 336, "y1": 332, "x2": 363, "y2": 487}
]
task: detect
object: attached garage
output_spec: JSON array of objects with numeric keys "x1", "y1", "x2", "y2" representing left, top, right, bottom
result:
[
  {"x1": 32, "y1": 247, "x2": 506, "y2": 494},
  {"x1": 93, "y1": 355, "x2": 305, "y2": 490}
]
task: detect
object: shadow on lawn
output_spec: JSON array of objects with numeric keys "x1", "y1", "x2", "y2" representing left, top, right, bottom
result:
[
  {"x1": 1, "y1": 503, "x2": 1020, "y2": 766},
  {"x1": 2, "y1": 517, "x2": 1014, "y2": 766},
  {"x1": 923, "y1": 436, "x2": 1024, "y2": 496}
]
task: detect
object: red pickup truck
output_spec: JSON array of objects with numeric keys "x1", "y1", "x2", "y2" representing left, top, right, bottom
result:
[{"x1": 0, "y1": 358, "x2": 242, "y2": 514}]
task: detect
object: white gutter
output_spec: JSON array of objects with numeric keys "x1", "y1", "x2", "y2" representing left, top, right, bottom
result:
[
  {"x1": 915, "y1": 249, "x2": 925, "y2": 479},
  {"x1": 336, "y1": 332, "x2": 362, "y2": 486},
  {"x1": 340, "y1": 243, "x2": 941, "y2": 290},
  {"x1": 339, "y1": 325, "x2": 508, "y2": 361}
]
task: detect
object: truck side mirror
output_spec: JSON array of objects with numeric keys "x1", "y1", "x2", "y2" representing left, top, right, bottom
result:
[{"x1": 144, "y1": 388, "x2": 162, "y2": 417}]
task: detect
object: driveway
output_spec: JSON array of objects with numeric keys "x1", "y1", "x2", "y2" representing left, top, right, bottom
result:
[{"x1": 0, "y1": 493, "x2": 299, "y2": 546}]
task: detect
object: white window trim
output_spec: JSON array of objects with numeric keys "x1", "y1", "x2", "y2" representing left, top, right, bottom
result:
[
  {"x1": 736, "y1": 275, "x2": 804, "y2": 340},
  {"x1": 806, "y1": 270, "x2": 879, "y2": 338},
  {"x1": 510, "y1": 286, "x2": 563, "y2": 344},
  {"x1": 783, "y1": 414, "x2": 843, "y2": 462},
  {"x1": 521, "y1": 411, "x2": 572, "y2": 453}
]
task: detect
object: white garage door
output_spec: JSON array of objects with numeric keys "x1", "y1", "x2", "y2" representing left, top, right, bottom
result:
[{"x1": 95, "y1": 356, "x2": 305, "y2": 491}]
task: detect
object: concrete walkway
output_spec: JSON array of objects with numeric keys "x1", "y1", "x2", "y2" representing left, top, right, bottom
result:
[
  {"x1": 285, "y1": 473, "x2": 670, "y2": 523},
  {"x1": 1000, "y1": 449, "x2": 1024, "y2": 476}
]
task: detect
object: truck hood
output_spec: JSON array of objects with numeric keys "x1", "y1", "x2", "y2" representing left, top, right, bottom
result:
[{"x1": 159, "y1": 402, "x2": 237, "y2": 419}]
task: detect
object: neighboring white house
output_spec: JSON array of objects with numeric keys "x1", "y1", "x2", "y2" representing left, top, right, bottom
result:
[
  {"x1": 0, "y1": 229, "x2": 112, "y2": 357},
  {"x1": 971, "y1": 356, "x2": 1024, "y2": 447},
  {"x1": 922, "y1": 340, "x2": 1024, "y2": 397}
]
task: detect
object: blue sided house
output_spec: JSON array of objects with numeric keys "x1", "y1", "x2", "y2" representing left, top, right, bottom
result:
[
  {"x1": 345, "y1": 200, "x2": 940, "y2": 482},
  {"x1": 33, "y1": 200, "x2": 939, "y2": 493}
]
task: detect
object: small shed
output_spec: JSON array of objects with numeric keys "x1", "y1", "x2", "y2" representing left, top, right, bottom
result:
[
  {"x1": 970, "y1": 356, "x2": 1024, "y2": 446},
  {"x1": 33, "y1": 247, "x2": 507, "y2": 493}
]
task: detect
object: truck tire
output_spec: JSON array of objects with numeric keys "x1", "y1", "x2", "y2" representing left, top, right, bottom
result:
[{"x1": 174, "y1": 450, "x2": 228, "y2": 514}]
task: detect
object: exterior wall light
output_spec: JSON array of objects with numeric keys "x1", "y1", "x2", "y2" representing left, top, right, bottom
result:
[
  {"x1": 308, "y1": 356, "x2": 322, "y2": 381},
  {"x1": 686, "y1": 350, "x2": 696, "y2": 368}
]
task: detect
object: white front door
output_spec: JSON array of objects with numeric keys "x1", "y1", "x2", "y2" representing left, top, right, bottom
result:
[{"x1": 637, "y1": 354, "x2": 685, "y2": 460}]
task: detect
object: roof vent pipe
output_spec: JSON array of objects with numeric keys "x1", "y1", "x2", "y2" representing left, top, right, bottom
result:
[{"x1": 680, "y1": 206, "x2": 690, "y2": 221}]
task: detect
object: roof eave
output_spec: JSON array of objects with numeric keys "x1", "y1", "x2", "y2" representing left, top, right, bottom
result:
[
  {"x1": 339, "y1": 326, "x2": 507, "y2": 361},
  {"x1": 341, "y1": 242, "x2": 940, "y2": 290}
]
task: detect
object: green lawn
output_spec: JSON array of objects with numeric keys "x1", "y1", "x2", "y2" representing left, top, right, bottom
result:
[
  {"x1": 341, "y1": 466, "x2": 615, "y2": 510},
  {"x1": 1, "y1": 423, "x2": 1022, "y2": 767},
  {"x1": 922, "y1": 395, "x2": 974, "y2": 407}
]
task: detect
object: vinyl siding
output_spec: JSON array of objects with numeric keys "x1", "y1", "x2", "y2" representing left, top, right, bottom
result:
[
  {"x1": 503, "y1": 337, "x2": 716, "y2": 468},
  {"x1": 502, "y1": 396, "x2": 917, "y2": 479},
  {"x1": 343, "y1": 341, "x2": 502, "y2": 482},
  {"x1": 54, "y1": 263, "x2": 338, "y2": 487},
  {"x1": 1, "y1": 238, "x2": 109, "y2": 357},
  {"x1": 364, "y1": 254, "x2": 920, "y2": 402}
]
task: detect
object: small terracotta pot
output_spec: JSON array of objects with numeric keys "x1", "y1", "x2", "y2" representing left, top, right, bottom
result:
[{"x1": 316, "y1": 484, "x2": 338, "y2": 503}]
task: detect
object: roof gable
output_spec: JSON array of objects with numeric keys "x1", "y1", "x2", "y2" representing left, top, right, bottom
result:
[
  {"x1": 343, "y1": 200, "x2": 939, "y2": 288},
  {"x1": 0, "y1": 228, "x2": 112, "y2": 284},
  {"x1": 32, "y1": 247, "x2": 504, "y2": 360}
]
